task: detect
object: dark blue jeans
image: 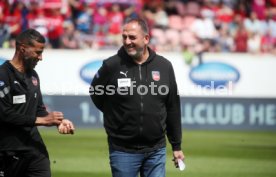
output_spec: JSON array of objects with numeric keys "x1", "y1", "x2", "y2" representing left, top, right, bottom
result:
[{"x1": 109, "y1": 147, "x2": 166, "y2": 177}]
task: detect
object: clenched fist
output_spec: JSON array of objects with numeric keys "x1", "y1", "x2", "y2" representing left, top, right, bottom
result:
[{"x1": 58, "y1": 119, "x2": 75, "y2": 134}]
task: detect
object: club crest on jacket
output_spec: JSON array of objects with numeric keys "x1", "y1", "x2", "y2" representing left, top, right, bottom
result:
[
  {"x1": 32, "y1": 76, "x2": 38, "y2": 86},
  {"x1": 152, "y1": 71, "x2": 160, "y2": 81}
]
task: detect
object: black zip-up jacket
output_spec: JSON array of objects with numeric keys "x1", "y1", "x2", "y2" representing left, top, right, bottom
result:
[
  {"x1": 0, "y1": 61, "x2": 48, "y2": 153},
  {"x1": 90, "y1": 47, "x2": 182, "y2": 153}
]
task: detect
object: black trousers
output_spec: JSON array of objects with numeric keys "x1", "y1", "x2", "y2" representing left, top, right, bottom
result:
[{"x1": 0, "y1": 150, "x2": 50, "y2": 177}]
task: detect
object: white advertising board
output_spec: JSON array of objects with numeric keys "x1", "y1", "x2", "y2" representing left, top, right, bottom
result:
[{"x1": 0, "y1": 49, "x2": 276, "y2": 98}]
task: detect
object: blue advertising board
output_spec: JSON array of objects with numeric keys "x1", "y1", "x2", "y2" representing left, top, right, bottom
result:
[{"x1": 43, "y1": 96, "x2": 276, "y2": 130}]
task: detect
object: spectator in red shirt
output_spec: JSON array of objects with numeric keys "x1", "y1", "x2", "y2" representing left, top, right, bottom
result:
[
  {"x1": 2, "y1": 1, "x2": 23, "y2": 46},
  {"x1": 107, "y1": 4, "x2": 124, "y2": 47},
  {"x1": 251, "y1": 0, "x2": 266, "y2": 20},
  {"x1": 45, "y1": 7, "x2": 64, "y2": 48},
  {"x1": 234, "y1": 23, "x2": 248, "y2": 52},
  {"x1": 92, "y1": 6, "x2": 108, "y2": 35},
  {"x1": 27, "y1": 2, "x2": 48, "y2": 41}
]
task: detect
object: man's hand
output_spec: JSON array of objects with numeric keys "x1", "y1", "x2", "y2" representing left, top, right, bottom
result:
[
  {"x1": 58, "y1": 119, "x2": 75, "y2": 134},
  {"x1": 172, "y1": 150, "x2": 185, "y2": 168},
  {"x1": 35, "y1": 111, "x2": 64, "y2": 126}
]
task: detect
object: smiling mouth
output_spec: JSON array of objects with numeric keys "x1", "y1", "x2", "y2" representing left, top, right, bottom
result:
[{"x1": 127, "y1": 46, "x2": 135, "y2": 51}]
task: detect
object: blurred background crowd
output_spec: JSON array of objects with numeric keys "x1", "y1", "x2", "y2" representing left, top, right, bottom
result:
[{"x1": 1, "y1": 0, "x2": 276, "y2": 54}]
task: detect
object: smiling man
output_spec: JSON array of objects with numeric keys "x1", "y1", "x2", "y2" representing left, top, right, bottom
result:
[
  {"x1": 0, "y1": 29, "x2": 75, "y2": 177},
  {"x1": 90, "y1": 18, "x2": 185, "y2": 177}
]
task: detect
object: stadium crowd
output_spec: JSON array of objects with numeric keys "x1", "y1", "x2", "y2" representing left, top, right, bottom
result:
[{"x1": 1, "y1": 0, "x2": 276, "y2": 54}]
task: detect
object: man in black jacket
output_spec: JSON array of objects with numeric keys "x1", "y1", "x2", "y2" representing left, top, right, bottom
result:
[
  {"x1": 90, "y1": 18, "x2": 184, "y2": 177},
  {"x1": 0, "y1": 29, "x2": 75, "y2": 177}
]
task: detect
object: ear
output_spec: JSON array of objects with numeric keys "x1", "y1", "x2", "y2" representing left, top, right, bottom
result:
[
  {"x1": 20, "y1": 45, "x2": 25, "y2": 53},
  {"x1": 144, "y1": 34, "x2": 150, "y2": 44}
]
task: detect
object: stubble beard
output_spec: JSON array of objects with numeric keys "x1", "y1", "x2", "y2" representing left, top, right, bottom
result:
[
  {"x1": 23, "y1": 56, "x2": 37, "y2": 74},
  {"x1": 125, "y1": 47, "x2": 144, "y2": 61}
]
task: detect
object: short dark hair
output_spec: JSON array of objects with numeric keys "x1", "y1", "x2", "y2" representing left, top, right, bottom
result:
[
  {"x1": 124, "y1": 18, "x2": 149, "y2": 35},
  {"x1": 16, "y1": 29, "x2": 45, "y2": 48}
]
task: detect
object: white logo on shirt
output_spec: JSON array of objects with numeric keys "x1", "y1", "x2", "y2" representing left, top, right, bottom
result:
[
  {"x1": 14, "y1": 80, "x2": 21, "y2": 86},
  {"x1": 120, "y1": 71, "x2": 128, "y2": 78}
]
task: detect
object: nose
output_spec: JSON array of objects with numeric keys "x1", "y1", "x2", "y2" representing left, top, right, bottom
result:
[
  {"x1": 124, "y1": 37, "x2": 131, "y2": 45},
  {"x1": 38, "y1": 54, "x2": 42, "y2": 61}
]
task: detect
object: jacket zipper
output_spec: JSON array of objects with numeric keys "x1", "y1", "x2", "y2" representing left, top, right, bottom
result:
[{"x1": 138, "y1": 65, "x2": 143, "y2": 138}]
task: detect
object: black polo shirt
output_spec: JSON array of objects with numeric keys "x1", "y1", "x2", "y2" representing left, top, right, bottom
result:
[{"x1": 0, "y1": 61, "x2": 48, "y2": 152}]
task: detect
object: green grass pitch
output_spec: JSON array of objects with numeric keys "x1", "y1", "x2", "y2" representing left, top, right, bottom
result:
[{"x1": 40, "y1": 129, "x2": 276, "y2": 177}]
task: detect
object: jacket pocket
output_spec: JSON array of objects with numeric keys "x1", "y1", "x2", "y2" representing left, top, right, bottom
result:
[
  {"x1": 117, "y1": 112, "x2": 140, "y2": 137},
  {"x1": 142, "y1": 112, "x2": 165, "y2": 143}
]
